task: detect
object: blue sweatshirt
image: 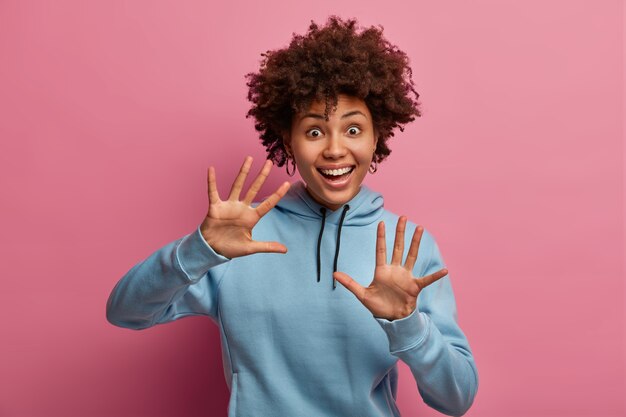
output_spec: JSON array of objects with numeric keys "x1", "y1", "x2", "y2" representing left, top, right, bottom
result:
[{"x1": 106, "y1": 180, "x2": 478, "y2": 417}]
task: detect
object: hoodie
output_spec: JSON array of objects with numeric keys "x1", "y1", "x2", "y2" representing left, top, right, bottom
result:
[{"x1": 106, "y1": 180, "x2": 478, "y2": 417}]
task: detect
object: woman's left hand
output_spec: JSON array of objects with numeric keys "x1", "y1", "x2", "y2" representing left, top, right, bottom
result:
[{"x1": 333, "y1": 216, "x2": 448, "y2": 321}]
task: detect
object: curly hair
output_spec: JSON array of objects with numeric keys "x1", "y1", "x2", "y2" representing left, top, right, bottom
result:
[{"x1": 245, "y1": 16, "x2": 421, "y2": 167}]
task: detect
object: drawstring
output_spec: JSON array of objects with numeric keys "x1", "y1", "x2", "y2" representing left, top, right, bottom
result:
[
  {"x1": 316, "y1": 207, "x2": 327, "y2": 283},
  {"x1": 315, "y1": 204, "x2": 350, "y2": 290},
  {"x1": 333, "y1": 204, "x2": 350, "y2": 289}
]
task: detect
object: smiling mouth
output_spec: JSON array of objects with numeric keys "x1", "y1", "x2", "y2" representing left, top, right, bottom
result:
[{"x1": 316, "y1": 166, "x2": 355, "y2": 181}]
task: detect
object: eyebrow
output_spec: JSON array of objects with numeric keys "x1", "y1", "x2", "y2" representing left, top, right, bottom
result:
[
  {"x1": 299, "y1": 110, "x2": 368, "y2": 121},
  {"x1": 341, "y1": 110, "x2": 367, "y2": 120}
]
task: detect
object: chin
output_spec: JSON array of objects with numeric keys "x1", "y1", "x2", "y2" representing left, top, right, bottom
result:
[
  {"x1": 303, "y1": 168, "x2": 365, "y2": 209},
  {"x1": 313, "y1": 185, "x2": 358, "y2": 210}
]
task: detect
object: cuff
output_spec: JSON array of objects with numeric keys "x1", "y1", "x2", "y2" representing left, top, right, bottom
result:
[
  {"x1": 374, "y1": 308, "x2": 430, "y2": 354},
  {"x1": 175, "y1": 226, "x2": 231, "y2": 282}
]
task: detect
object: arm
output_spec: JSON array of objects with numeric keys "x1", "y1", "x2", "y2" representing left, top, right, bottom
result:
[
  {"x1": 106, "y1": 226, "x2": 230, "y2": 329},
  {"x1": 106, "y1": 156, "x2": 290, "y2": 330},
  {"x1": 334, "y1": 218, "x2": 478, "y2": 416},
  {"x1": 374, "y1": 235, "x2": 479, "y2": 416}
]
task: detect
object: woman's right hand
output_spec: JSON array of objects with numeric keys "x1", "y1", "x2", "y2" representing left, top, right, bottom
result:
[{"x1": 200, "y1": 156, "x2": 291, "y2": 259}]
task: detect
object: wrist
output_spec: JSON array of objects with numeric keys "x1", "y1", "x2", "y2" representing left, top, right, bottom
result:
[
  {"x1": 375, "y1": 304, "x2": 417, "y2": 322},
  {"x1": 199, "y1": 223, "x2": 223, "y2": 256}
]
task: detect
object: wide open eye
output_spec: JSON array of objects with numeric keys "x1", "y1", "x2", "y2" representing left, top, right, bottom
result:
[
  {"x1": 347, "y1": 126, "x2": 361, "y2": 136},
  {"x1": 306, "y1": 128, "x2": 323, "y2": 138}
]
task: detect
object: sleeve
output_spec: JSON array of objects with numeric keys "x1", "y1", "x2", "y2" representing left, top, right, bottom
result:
[
  {"x1": 106, "y1": 225, "x2": 231, "y2": 330},
  {"x1": 374, "y1": 230, "x2": 479, "y2": 417}
]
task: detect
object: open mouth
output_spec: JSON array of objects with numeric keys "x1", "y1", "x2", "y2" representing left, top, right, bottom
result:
[{"x1": 316, "y1": 166, "x2": 355, "y2": 182}]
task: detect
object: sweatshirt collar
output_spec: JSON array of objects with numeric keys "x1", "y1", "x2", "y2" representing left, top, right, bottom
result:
[{"x1": 277, "y1": 180, "x2": 384, "y2": 226}]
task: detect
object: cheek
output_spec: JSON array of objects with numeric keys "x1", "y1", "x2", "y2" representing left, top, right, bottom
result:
[
  {"x1": 354, "y1": 142, "x2": 376, "y2": 162},
  {"x1": 293, "y1": 142, "x2": 321, "y2": 163}
]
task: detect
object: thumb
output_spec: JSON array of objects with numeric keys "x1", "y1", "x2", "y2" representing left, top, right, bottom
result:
[
  {"x1": 247, "y1": 240, "x2": 288, "y2": 255},
  {"x1": 333, "y1": 271, "x2": 365, "y2": 300},
  {"x1": 415, "y1": 268, "x2": 448, "y2": 290}
]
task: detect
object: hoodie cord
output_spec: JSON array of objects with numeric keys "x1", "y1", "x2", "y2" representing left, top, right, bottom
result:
[
  {"x1": 316, "y1": 207, "x2": 327, "y2": 283},
  {"x1": 316, "y1": 204, "x2": 350, "y2": 289},
  {"x1": 333, "y1": 205, "x2": 350, "y2": 289}
]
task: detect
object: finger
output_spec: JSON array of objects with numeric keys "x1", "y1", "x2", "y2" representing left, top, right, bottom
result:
[
  {"x1": 243, "y1": 159, "x2": 272, "y2": 205},
  {"x1": 207, "y1": 166, "x2": 221, "y2": 204},
  {"x1": 415, "y1": 268, "x2": 448, "y2": 290},
  {"x1": 333, "y1": 271, "x2": 366, "y2": 301},
  {"x1": 255, "y1": 181, "x2": 291, "y2": 217},
  {"x1": 404, "y1": 225, "x2": 423, "y2": 271},
  {"x1": 376, "y1": 221, "x2": 387, "y2": 266},
  {"x1": 228, "y1": 156, "x2": 253, "y2": 201},
  {"x1": 391, "y1": 216, "x2": 407, "y2": 265},
  {"x1": 247, "y1": 240, "x2": 288, "y2": 255}
]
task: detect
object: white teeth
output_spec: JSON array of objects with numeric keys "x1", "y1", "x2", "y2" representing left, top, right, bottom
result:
[{"x1": 319, "y1": 166, "x2": 353, "y2": 176}]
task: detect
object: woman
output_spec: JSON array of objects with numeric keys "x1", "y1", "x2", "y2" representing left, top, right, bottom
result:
[{"x1": 107, "y1": 16, "x2": 478, "y2": 417}]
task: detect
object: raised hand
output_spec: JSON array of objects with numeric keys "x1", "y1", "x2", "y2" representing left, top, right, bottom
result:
[
  {"x1": 200, "y1": 156, "x2": 291, "y2": 259},
  {"x1": 333, "y1": 216, "x2": 448, "y2": 321}
]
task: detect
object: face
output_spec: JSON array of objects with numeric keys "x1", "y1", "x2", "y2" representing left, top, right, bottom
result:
[{"x1": 285, "y1": 95, "x2": 378, "y2": 211}]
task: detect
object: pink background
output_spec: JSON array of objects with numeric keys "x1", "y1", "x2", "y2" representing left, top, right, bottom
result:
[{"x1": 1, "y1": 1, "x2": 624, "y2": 416}]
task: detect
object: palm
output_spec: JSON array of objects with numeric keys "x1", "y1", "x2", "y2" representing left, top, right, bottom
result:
[
  {"x1": 200, "y1": 156, "x2": 290, "y2": 259},
  {"x1": 334, "y1": 217, "x2": 448, "y2": 321},
  {"x1": 365, "y1": 263, "x2": 420, "y2": 320},
  {"x1": 204, "y1": 201, "x2": 259, "y2": 251}
]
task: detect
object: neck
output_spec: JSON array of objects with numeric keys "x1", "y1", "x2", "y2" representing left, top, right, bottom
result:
[{"x1": 304, "y1": 185, "x2": 361, "y2": 212}]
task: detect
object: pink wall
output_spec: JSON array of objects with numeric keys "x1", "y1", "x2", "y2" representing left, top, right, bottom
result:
[{"x1": 1, "y1": 1, "x2": 624, "y2": 416}]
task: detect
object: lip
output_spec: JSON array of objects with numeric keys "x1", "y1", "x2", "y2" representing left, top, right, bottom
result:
[
  {"x1": 317, "y1": 164, "x2": 355, "y2": 170},
  {"x1": 316, "y1": 165, "x2": 355, "y2": 189}
]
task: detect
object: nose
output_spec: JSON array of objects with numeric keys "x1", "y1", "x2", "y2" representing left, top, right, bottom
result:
[{"x1": 322, "y1": 134, "x2": 347, "y2": 159}]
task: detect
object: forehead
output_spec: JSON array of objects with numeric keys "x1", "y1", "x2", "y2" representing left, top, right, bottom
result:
[{"x1": 304, "y1": 94, "x2": 370, "y2": 117}]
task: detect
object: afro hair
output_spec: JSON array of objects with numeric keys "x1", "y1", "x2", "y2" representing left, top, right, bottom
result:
[{"x1": 246, "y1": 16, "x2": 421, "y2": 167}]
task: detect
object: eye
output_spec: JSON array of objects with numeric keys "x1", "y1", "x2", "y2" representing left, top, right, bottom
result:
[
  {"x1": 347, "y1": 126, "x2": 362, "y2": 136},
  {"x1": 306, "y1": 128, "x2": 323, "y2": 138}
]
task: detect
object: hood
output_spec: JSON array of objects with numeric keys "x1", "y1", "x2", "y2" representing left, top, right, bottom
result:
[
  {"x1": 276, "y1": 180, "x2": 384, "y2": 226},
  {"x1": 275, "y1": 180, "x2": 384, "y2": 289}
]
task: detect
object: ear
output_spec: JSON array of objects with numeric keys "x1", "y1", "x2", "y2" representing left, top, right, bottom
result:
[
  {"x1": 373, "y1": 129, "x2": 379, "y2": 151},
  {"x1": 282, "y1": 131, "x2": 292, "y2": 156}
]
